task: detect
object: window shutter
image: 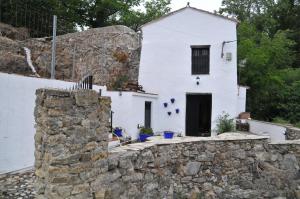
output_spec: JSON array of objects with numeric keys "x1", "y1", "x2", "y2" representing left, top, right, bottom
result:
[{"x1": 192, "y1": 47, "x2": 210, "y2": 74}]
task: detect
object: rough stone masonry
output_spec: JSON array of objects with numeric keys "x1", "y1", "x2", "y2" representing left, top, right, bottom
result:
[
  {"x1": 34, "y1": 89, "x2": 110, "y2": 198},
  {"x1": 34, "y1": 89, "x2": 300, "y2": 199}
]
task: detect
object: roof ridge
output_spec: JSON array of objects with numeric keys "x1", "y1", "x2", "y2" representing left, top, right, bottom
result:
[{"x1": 141, "y1": 6, "x2": 239, "y2": 29}]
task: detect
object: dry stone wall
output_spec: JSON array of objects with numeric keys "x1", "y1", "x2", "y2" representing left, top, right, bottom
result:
[
  {"x1": 286, "y1": 127, "x2": 300, "y2": 140},
  {"x1": 104, "y1": 138, "x2": 300, "y2": 199},
  {"x1": 34, "y1": 89, "x2": 111, "y2": 199},
  {"x1": 34, "y1": 89, "x2": 300, "y2": 199}
]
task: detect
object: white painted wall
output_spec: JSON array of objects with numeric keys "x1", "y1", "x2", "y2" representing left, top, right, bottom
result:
[
  {"x1": 103, "y1": 91, "x2": 158, "y2": 139},
  {"x1": 139, "y1": 7, "x2": 239, "y2": 135},
  {"x1": 0, "y1": 73, "x2": 106, "y2": 173},
  {"x1": 237, "y1": 86, "x2": 247, "y2": 115},
  {"x1": 248, "y1": 120, "x2": 286, "y2": 143}
]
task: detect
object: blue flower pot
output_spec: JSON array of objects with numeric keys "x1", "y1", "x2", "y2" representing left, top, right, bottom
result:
[
  {"x1": 139, "y1": 134, "x2": 151, "y2": 142},
  {"x1": 114, "y1": 129, "x2": 122, "y2": 137},
  {"x1": 164, "y1": 131, "x2": 174, "y2": 139}
]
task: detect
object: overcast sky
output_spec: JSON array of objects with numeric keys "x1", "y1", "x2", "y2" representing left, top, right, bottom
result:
[{"x1": 170, "y1": 0, "x2": 223, "y2": 12}]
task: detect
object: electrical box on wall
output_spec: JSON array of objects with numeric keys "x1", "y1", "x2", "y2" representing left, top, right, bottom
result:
[{"x1": 226, "y1": 52, "x2": 232, "y2": 61}]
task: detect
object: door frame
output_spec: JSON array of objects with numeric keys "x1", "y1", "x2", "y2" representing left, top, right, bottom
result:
[{"x1": 185, "y1": 93, "x2": 212, "y2": 136}]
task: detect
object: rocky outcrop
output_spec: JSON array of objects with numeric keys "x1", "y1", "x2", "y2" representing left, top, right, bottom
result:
[
  {"x1": 22, "y1": 25, "x2": 140, "y2": 88},
  {"x1": 0, "y1": 25, "x2": 140, "y2": 89},
  {"x1": 0, "y1": 36, "x2": 33, "y2": 76},
  {"x1": 0, "y1": 22, "x2": 30, "y2": 41}
]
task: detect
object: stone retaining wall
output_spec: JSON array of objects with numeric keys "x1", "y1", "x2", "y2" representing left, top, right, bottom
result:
[
  {"x1": 286, "y1": 127, "x2": 300, "y2": 140},
  {"x1": 34, "y1": 89, "x2": 300, "y2": 199},
  {"x1": 34, "y1": 89, "x2": 110, "y2": 198},
  {"x1": 103, "y1": 138, "x2": 300, "y2": 199}
]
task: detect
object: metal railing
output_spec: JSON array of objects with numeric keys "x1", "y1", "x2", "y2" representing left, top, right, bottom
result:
[
  {"x1": 70, "y1": 75, "x2": 93, "y2": 91},
  {"x1": 0, "y1": 0, "x2": 74, "y2": 38}
]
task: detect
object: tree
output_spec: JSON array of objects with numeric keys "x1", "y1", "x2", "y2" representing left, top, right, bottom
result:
[
  {"x1": 85, "y1": 0, "x2": 171, "y2": 30},
  {"x1": 220, "y1": 0, "x2": 300, "y2": 124},
  {"x1": 116, "y1": 0, "x2": 171, "y2": 30},
  {"x1": 0, "y1": 0, "x2": 171, "y2": 34}
]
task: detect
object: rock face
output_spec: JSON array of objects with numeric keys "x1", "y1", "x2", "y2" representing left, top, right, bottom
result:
[
  {"x1": 22, "y1": 25, "x2": 140, "y2": 89},
  {"x1": 0, "y1": 36, "x2": 34, "y2": 76},
  {"x1": 0, "y1": 25, "x2": 140, "y2": 89},
  {"x1": 33, "y1": 88, "x2": 300, "y2": 199},
  {"x1": 34, "y1": 89, "x2": 111, "y2": 198},
  {"x1": 0, "y1": 22, "x2": 30, "y2": 40}
]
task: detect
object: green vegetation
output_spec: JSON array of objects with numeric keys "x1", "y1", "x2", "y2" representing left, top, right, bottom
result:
[
  {"x1": 220, "y1": 0, "x2": 300, "y2": 126},
  {"x1": 272, "y1": 117, "x2": 290, "y2": 125},
  {"x1": 215, "y1": 113, "x2": 236, "y2": 134},
  {"x1": 139, "y1": 127, "x2": 154, "y2": 135},
  {"x1": 295, "y1": 122, "x2": 300, "y2": 128},
  {"x1": 112, "y1": 74, "x2": 129, "y2": 90},
  {"x1": 1, "y1": 0, "x2": 171, "y2": 31}
]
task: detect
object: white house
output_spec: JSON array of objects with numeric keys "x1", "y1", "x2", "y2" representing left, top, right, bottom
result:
[
  {"x1": 0, "y1": 6, "x2": 247, "y2": 173},
  {"x1": 134, "y1": 6, "x2": 246, "y2": 137}
]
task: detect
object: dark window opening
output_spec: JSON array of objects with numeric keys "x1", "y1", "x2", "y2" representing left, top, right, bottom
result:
[
  {"x1": 191, "y1": 46, "x2": 210, "y2": 74},
  {"x1": 145, "y1": 101, "x2": 151, "y2": 128}
]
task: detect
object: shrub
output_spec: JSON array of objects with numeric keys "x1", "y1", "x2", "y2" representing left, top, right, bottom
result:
[
  {"x1": 294, "y1": 122, "x2": 300, "y2": 128},
  {"x1": 112, "y1": 74, "x2": 128, "y2": 90},
  {"x1": 215, "y1": 112, "x2": 235, "y2": 135},
  {"x1": 139, "y1": 127, "x2": 153, "y2": 135},
  {"x1": 113, "y1": 50, "x2": 129, "y2": 63},
  {"x1": 272, "y1": 117, "x2": 290, "y2": 125}
]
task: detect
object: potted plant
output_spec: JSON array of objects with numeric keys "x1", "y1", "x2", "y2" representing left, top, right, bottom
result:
[
  {"x1": 139, "y1": 127, "x2": 153, "y2": 142},
  {"x1": 113, "y1": 127, "x2": 123, "y2": 137},
  {"x1": 164, "y1": 131, "x2": 174, "y2": 139}
]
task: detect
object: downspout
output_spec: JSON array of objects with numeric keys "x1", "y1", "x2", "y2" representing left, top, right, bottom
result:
[{"x1": 23, "y1": 47, "x2": 40, "y2": 77}]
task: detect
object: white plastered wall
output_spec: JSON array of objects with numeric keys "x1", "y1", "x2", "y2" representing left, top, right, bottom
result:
[
  {"x1": 103, "y1": 91, "x2": 158, "y2": 139},
  {"x1": 0, "y1": 73, "x2": 106, "y2": 173},
  {"x1": 139, "y1": 8, "x2": 239, "y2": 135}
]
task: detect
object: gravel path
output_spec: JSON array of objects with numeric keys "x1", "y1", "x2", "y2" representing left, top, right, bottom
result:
[{"x1": 0, "y1": 168, "x2": 35, "y2": 199}]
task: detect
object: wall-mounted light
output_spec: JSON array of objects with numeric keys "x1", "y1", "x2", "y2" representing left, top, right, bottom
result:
[
  {"x1": 163, "y1": 102, "x2": 168, "y2": 108},
  {"x1": 221, "y1": 40, "x2": 237, "y2": 58},
  {"x1": 170, "y1": 98, "x2": 175, "y2": 103},
  {"x1": 196, "y1": 76, "x2": 200, "y2": 85},
  {"x1": 167, "y1": 111, "x2": 172, "y2": 116}
]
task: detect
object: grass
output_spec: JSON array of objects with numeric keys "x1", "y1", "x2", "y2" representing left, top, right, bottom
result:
[
  {"x1": 272, "y1": 117, "x2": 300, "y2": 129},
  {"x1": 294, "y1": 122, "x2": 300, "y2": 128}
]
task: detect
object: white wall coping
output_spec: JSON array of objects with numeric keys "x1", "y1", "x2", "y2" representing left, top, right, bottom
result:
[
  {"x1": 106, "y1": 90, "x2": 159, "y2": 98},
  {"x1": 109, "y1": 133, "x2": 270, "y2": 154},
  {"x1": 247, "y1": 119, "x2": 290, "y2": 129},
  {"x1": 132, "y1": 92, "x2": 159, "y2": 99}
]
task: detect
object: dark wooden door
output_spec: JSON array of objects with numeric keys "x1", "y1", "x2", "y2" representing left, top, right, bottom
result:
[
  {"x1": 145, "y1": 101, "x2": 151, "y2": 128},
  {"x1": 186, "y1": 94, "x2": 212, "y2": 136}
]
